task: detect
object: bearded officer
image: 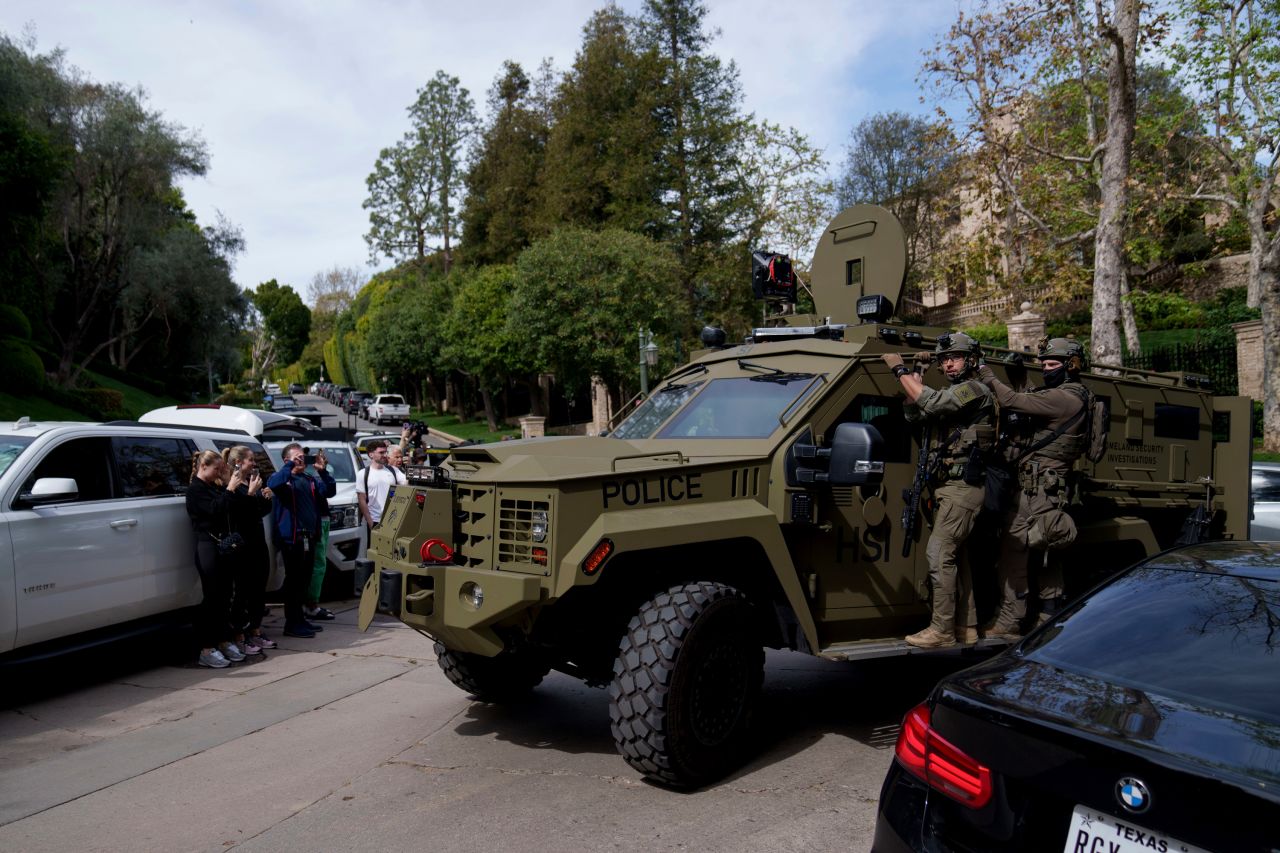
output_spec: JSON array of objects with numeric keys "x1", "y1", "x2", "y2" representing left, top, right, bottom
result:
[
  {"x1": 976, "y1": 337, "x2": 1090, "y2": 638},
  {"x1": 882, "y1": 332, "x2": 996, "y2": 648}
]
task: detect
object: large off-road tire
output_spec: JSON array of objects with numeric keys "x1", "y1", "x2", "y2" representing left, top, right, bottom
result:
[
  {"x1": 608, "y1": 582, "x2": 764, "y2": 788},
  {"x1": 434, "y1": 642, "x2": 550, "y2": 702}
]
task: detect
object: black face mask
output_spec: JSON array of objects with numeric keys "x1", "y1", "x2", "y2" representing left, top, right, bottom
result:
[{"x1": 1042, "y1": 365, "x2": 1067, "y2": 388}]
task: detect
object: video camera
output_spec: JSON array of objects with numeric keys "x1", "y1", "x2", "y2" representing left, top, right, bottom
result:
[
  {"x1": 751, "y1": 250, "x2": 797, "y2": 302},
  {"x1": 402, "y1": 420, "x2": 428, "y2": 448}
]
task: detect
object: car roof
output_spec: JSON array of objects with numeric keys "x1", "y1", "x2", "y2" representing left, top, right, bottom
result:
[
  {"x1": 1145, "y1": 540, "x2": 1280, "y2": 582},
  {"x1": 139, "y1": 404, "x2": 316, "y2": 438}
]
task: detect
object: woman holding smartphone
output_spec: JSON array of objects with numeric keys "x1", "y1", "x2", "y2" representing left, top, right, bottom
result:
[{"x1": 222, "y1": 445, "x2": 275, "y2": 653}]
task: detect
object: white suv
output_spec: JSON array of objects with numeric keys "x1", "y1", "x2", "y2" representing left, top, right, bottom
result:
[{"x1": 0, "y1": 417, "x2": 282, "y2": 660}]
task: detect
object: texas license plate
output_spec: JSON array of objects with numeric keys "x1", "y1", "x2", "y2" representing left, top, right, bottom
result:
[{"x1": 1063, "y1": 805, "x2": 1210, "y2": 853}]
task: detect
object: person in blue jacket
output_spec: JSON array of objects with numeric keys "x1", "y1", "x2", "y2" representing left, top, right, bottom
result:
[{"x1": 267, "y1": 442, "x2": 336, "y2": 637}]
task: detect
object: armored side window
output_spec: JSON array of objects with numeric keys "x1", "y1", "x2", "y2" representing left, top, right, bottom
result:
[
  {"x1": 832, "y1": 394, "x2": 910, "y2": 463},
  {"x1": 1154, "y1": 403, "x2": 1200, "y2": 441}
]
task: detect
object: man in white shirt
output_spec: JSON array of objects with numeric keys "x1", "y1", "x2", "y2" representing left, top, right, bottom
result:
[{"x1": 356, "y1": 440, "x2": 408, "y2": 532}]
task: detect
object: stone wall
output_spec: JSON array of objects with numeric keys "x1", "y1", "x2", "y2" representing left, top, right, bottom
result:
[{"x1": 1234, "y1": 319, "x2": 1263, "y2": 401}]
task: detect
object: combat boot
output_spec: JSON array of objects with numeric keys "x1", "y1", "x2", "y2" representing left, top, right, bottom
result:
[
  {"x1": 979, "y1": 619, "x2": 1023, "y2": 642},
  {"x1": 1034, "y1": 596, "x2": 1067, "y2": 628},
  {"x1": 905, "y1": 626, "x2": 956, "y2": 648},
  {"x1": 955, "y1": 624, "x2": 979, "y2": 645}
]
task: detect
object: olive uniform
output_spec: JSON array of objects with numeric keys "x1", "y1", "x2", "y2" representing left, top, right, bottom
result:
[
  {"x1": 894, "y1": 333, "x2": 996, "y2": 647},
  {"x1": 978, "y1": 339, "x2": 1089, "y2": 635}
]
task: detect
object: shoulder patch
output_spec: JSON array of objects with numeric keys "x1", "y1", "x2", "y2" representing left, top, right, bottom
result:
[{"x1": 952, "y1": 382, "x2": 977, "y2": 404}]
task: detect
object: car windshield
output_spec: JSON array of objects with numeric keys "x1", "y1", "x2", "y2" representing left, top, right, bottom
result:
[
  {"x1": 0, "y1": 436, "x2": 35, "y2": 479},
  {"x1": 611, "y1": 381, "x2": 707, "y2": 440},
  {"x1": 267, "y1": 446, "x2": 358, "y2": 484},
  {"x1": 1021, "y1": 563, "x2": 1280, "y2": 723}
]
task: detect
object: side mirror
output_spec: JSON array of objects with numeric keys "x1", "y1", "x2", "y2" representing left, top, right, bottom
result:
[
  {"x1": 18, "y1": 477, "x2": 80, "y2": 506},
  {"x1": 827, "y1": 423, "x2": 886, "y2": 486}
]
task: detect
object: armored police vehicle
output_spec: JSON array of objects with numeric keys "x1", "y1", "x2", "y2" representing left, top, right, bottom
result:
[{"x1": 356, "y1": 205, "x2": 1252, "y2": 787}]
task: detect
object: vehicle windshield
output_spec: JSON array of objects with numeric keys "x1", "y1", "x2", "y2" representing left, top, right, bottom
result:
[
  {"x1": 267, "y1": 445, "x2": 358, "y2": 484},
  {"x1": 0, "y1": 437, "x2": 35, "y2": 479},
  {"x1": 611, "y1": 375, "x2": 824, "y2": 440}
]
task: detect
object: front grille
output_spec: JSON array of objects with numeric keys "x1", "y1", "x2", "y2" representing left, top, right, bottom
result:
[{"x1": 497, "y1": 498, "x2": 549, "y2": 565}]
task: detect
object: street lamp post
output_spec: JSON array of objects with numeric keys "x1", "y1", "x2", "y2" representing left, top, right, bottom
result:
[{"x1": 638, "y1": 326, "x2": 659, "y2": 396}]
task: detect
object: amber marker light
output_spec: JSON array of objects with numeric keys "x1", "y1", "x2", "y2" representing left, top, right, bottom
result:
[{"x1": 581, "y1": 538, "x2": 614, "y2": 576}]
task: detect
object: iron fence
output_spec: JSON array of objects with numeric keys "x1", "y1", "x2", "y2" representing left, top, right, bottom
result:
[{"x1": 1123, "y1": 340, "x2": 1237, "y2": 396}]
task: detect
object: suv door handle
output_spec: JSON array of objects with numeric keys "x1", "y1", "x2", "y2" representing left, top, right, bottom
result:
[{"x1": 109, "y1": 518, "x2": 139, "y2": 529}]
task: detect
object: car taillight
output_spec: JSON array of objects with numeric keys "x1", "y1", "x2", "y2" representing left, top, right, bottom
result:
[{"x1": 895, "y1": 702, "x2": 992, "y2": 809}]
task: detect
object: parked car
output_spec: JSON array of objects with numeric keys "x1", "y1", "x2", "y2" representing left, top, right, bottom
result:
[
  {"x1": 141, "y1": 404, "x2": 316, "y2": 439},
  {"x1": 345, "y1": 391, "x2": 372, "y2": 415},
  {"x1": 269, "y1": 395, "x2": 297, "y2": 412},
  {"x1": 263, "y1": 431, "x2": 365, "y2": 594},
  {"x1": 366, "y1": 394, "x2": 411, "y2": 426},
  {"x1": 0, "y1": 416, "x2": 283, "y2": 661},
  {"x1": 264, "y1": 383, "x2": 281, "y2": 396},
  {"x1": 873, "y1": 539, "x2": 1280, "y2": 853},
  {"x1": 329, "y1": 385, "x2": 353, "y2": 404},
  {"x1": 1251, "y1": 461, "x2": 1280, "y2": 540},
  {"x1": 288, "y1": 383, "x2": 304, "y2": 395}
]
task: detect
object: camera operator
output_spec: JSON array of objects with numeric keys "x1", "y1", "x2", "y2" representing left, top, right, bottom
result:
[
  {"x1": 357, "y1": 440, "x2": 407, "y2": 541},
  {"x1": 266, "y1": 443, "x2": 336, "y2": 638}
]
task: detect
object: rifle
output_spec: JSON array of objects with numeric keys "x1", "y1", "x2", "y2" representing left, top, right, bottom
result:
[{"x1": 902, "y1": 423, "x2": 933, "y2": 558}]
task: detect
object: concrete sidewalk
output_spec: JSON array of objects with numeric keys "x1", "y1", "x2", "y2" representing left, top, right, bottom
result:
[{"x1": 0, "y1": 601, "x2": 965, "y2": 852}]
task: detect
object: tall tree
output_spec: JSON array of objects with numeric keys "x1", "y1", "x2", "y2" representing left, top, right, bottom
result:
[
  {"x1": 837, "y1": 111, "x2": 955, "y2": 296},
  {"x1": 409, "y1": 71, "x2": 477, "y2": 274},
  {"x1": 538, "y1": 7, "x2": 666, "y2": 235},
  {"x1": 462, "y1": 61, "x2": 551, "y2": 266},
  {"x1": 363, "y1": 134, "x2": 437, "y2": 263},
  {"x1": 1172, "y1": 0, "x2": 1280, "y2": 450},
  {"x1": 509, "y1": 228, "x2": 685, "y2": 405},
  {"x1": 252, "y1": 279, "x2": 310, "y2": 366},
  {"x1": 639, "y1": 0, "x2": 749, "y2": 315}
]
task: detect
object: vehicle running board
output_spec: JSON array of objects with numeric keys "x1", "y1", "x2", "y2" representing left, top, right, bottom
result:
[{"x1": 817, "y1": 636, "x2": 1012, "y2": 661}]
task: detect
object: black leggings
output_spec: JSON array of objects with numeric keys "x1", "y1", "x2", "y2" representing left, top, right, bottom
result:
[
  {"x1": 230, "y1": 540, "x2": 269, "y2": 634},
  {"x1": 194, "y1": 539, "x2": 234, "y2": 649}
]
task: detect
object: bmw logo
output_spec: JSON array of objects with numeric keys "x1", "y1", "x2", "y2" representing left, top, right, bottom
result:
[{"x1": 1116, "y1": 777, "x2": 1152, "y2": 813}]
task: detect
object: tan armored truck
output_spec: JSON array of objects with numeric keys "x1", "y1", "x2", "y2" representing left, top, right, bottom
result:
[{"x1": 356, "y1": 204, "x2": 1252, "y2": 788}]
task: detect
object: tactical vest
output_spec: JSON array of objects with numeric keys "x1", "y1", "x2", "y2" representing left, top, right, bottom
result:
[
  {"x1": 1020, "y1": 382, "x2": 1088, "y2": 466},
  {"x1": 938, "y1": 379, "x2": 996, "y2": 466}
]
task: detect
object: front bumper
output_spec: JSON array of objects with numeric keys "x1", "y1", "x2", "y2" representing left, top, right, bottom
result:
[{"x1": 363, "y1": 560, "x2": 542, "y2": 656}]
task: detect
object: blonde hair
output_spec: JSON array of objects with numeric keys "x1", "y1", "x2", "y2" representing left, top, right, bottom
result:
[
  {"x1": 222, "y1": 445, "x2": 253, "y2": 467},
  {"x1": 190, "y1": 449, "x2": 223, "y2": 483}
]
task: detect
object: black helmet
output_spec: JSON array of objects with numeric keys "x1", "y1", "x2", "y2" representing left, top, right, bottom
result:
[{"x1": 1038, "y1": 337, "x2": 1087, "y2": 372}]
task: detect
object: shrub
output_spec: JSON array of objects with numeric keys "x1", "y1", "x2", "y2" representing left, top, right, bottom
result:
[
  {"x1": 70, "y1": 388, "x2": 127, "y2": 420},
  {"x1": 963, "y1": 322, "x2": 1008, "y2": 347},
  {"x1": 1125, "y1": 290, "x2": 1203, "y2": 330},
  {"x1": 0, "y1": 340, "x2": 46, "y2": 392},
  {"x1": 0, "y1": 305, "x2": 32, "y2": 340}
]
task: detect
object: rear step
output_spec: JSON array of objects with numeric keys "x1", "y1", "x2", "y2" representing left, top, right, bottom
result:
[{"x1": 818, "y1": 636, "x2": 1012, "y2": 662}]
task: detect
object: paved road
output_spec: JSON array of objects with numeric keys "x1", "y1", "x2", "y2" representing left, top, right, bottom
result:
[
  {"x1": 295, "y1": 394, "x2": 452, "y2": 448},
  {"x1": 0, "y1": 602, "x2": 990, "y2": 852}
]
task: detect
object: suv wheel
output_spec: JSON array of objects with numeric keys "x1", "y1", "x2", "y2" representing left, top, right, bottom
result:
[
  {"x1": 609, "y1": 581, "x2": 763, "y2": 788},
  {"x1": 434, "y1": 642, "x2": 550, "y2": 702}
]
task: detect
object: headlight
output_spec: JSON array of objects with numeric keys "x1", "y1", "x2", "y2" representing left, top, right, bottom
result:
[
  {"x1": 460, "y1": 581, "x2": 484, "y2": 610},
  {"x1": 531, "y1": 510, "x2": 548, "y2": 542},
  {"x1": 329, "y1": 505, "x2": 359, "y2": 529}
]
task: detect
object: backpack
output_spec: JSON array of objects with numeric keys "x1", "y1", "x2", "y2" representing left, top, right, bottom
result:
[{"x1": 1066, "y1": 384, "x2": 1109, "y2": 465}]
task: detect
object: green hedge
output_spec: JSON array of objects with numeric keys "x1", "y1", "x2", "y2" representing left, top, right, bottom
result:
[
  {"x1": 0, "y1": 340, "x2": 46, "y2": 393},
  {"x1": 0, "y1": 305, "x2": 33, "y2": 340}
]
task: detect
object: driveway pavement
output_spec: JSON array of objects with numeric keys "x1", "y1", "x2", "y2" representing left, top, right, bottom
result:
[{"x1": 0, "y1": 599, "x2": 985, "y2": 852}]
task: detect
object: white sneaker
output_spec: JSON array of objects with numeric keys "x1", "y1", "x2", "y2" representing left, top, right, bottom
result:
[
  {"x1": 219, "y1": 642, "x2": 246, "y2": 662},
  {"x1": 199, "y1": 648, "x2": 230, "y2": 668}
]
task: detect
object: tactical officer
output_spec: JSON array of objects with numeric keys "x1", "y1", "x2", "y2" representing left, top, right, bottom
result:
[
  {"x1": 882, "y1": 332, "x2": 996, "y2": 648},
  {"x1": 976, "y1": 337, "x2": 1089, "y2": 639}
]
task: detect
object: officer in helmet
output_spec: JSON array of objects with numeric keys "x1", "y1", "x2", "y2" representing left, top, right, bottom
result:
[
  {"x1": 882, "y1": 332, "x2": 995, "y2": 648},
  {"x1": 976, "y1": 337, "x2": 1090, "y2": 639}
]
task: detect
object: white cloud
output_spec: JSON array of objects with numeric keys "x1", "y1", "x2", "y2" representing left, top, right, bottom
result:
[{"x1": 2, "y1": 0, "x2": 960, "y2": 298}]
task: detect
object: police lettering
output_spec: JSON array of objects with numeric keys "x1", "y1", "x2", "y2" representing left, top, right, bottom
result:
[{"x1": 602, "y1": 473, "x2": 703, "y2": 509}]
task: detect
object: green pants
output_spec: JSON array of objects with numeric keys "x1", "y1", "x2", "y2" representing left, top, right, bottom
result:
[{"x1": 307, "y1": 518, "x2": 330, "y2": 602}]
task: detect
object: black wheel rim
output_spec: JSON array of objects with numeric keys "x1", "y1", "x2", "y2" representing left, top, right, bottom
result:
[{"x1": 689, "y1": 638, "x2": 750, "y2": 746}]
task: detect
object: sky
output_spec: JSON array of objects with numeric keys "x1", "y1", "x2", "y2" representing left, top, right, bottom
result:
[{"x1": 2, "y1": 0, "x2": 963, "y2": 301}]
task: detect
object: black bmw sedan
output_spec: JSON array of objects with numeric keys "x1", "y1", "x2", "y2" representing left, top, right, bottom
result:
[{"x1": 874, "y1": 540, "x2": 1280, "y2": 853}]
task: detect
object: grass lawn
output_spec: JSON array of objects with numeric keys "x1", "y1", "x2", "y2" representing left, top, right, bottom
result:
[
  {"x1": 410, "y1": 410, "x2": 520, "y2": 443},
  {"x1": 84, "y1": 370, "x2": 180, "y2": 418},
  {"x1": 0, "y1": 391, "x2": 87, "y2": 422}
]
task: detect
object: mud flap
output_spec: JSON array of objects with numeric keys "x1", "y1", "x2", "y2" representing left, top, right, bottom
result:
[{"x1": 357, "y1": 571, "x2": 380, "y2": 632}]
